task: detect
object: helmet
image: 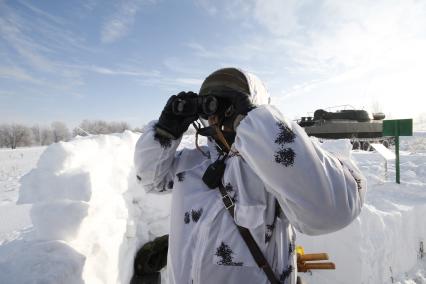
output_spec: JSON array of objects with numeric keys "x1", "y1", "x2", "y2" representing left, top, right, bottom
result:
[
  {"x1": 196, "y1": 68, "x2": 270, "y2": 152},
  {"x1": 199, "y1": 67, "x2": 251, "y2": 97},
  {"x1": 200, "y1": 67, "x2": 270, "y2": 106},
  {"x1": 198, "y1": 68, "x2": 251, "y2": 128}
]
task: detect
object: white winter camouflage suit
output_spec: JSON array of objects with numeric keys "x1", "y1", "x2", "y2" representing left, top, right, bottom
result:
[{"x1": 134, "y1": 70, "x2": 366, "y2": 284}]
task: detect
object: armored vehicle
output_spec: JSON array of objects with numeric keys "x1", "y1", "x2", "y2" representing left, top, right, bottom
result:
[{"x1": 297, "y1": 107, "x2": 391, "y2": 150}]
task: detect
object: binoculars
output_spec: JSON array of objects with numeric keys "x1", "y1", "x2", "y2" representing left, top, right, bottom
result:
[{"x1": 172, "y1": 95, "x2": 219, "y2": 118}]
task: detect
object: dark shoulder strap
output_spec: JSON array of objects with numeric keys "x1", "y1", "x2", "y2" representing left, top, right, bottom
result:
[{"x1": 218, "y1": 182, "x2": 280, "y2": 284}]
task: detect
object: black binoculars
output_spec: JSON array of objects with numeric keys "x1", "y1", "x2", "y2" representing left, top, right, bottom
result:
[{"x1": 172, "y1": 95, "x2": 219, "y2": 118}]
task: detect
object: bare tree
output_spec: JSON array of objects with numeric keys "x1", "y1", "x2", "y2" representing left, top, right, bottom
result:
[
  {"x1": 51, "y1": 121, "x2": 71, "y2": 143},
  {"x1": 92, "y1": 120, "x2": 109, "y2": 134},
  {"x1": 31, "y1": 125, "x2": 42, "y2": 146},
  {"x1": 79, "y1": 120, "x2": 93, "y2": 135},
  {"x1": 73, "y1": 120, "x2": 131, "y2": 136},
  {"x1": 0, "y1": 124, "x2": 32, "y2": 149},
  {"x1": 0, "y1": 120, "x2": 134, "y2": 148},
  {"x1": 0, "y1": 125, "x2": 7, "y2": 148},
  {"x1": 40, "y1": 127, "x2": 54, "y2": 145},
  {"x1": 72, "y1": 126, "x2": 90, "y2": 137},
  {"x1": 133, "y1": 126, "x2": 145, "y2": 133},
  {"x1": 76, "y1": 120, "x2": 105, "y2": 135},
  {"x1": 18, "y1": 125, "x2": 33, "y2": 147},
  {"x1": 108, "y1": 121, "x2": 130, "y2": 133}
]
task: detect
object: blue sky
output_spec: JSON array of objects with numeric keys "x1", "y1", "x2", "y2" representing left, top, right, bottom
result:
[{"x1": 1, "y1": 0, "x2": 426, "y2": 128}]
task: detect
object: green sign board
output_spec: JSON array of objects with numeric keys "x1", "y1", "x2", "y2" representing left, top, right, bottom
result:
[
  {"x1": 383, "y1": 119, "x2": 413, "y2": 136},
  {"x1": 382, "y1": 119, "x2": 413, "y2": 184}
]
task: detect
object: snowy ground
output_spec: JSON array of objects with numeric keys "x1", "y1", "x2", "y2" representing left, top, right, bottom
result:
[
  {"x1": 299, "y1": 135, "x2": 426, "y2": 284},
  {"x1": 0, "y1": 147, "x2": 45, "y2": 244},
  {"x1": 0, "y1": 132, "x2": 425, "y2": 283}
]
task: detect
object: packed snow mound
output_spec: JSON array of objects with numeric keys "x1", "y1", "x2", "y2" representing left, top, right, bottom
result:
[
  {"x1": 1, "y1": 131, "x2": 426, "y2": 283},
  {"x1": 2, "y1": 131, "x2": 172, "y2": 284},
  {"x1": 0, "y1": 239, "x2": 85, "y2": 284}
]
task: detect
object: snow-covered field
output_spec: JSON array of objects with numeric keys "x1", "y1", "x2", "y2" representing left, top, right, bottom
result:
[
  {"x1": 0, "y1": 132, "x2": 425, "y2": 284},
  {"x1": 299, "y1": 134, "x2": 426, "y2": 284},
  {"x1": 0, "y1": 147, "x2": 45, "y2": 244}
]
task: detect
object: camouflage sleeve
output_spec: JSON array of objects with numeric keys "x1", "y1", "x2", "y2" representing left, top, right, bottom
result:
[
  {"x1": 134, "y1": 121, "x2": 181, "y2": 194},
  {"x1": 234, "y1": 105, "x2": 366, "y2": 235}
]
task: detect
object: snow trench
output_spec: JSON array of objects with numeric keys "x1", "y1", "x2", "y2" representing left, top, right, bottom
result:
[
  {"x1": 4, "y1": 132, "x2": 426, "y2": 283},
  {"x1": 3, "y1": 131, "x2": 170, "y2": 284}
]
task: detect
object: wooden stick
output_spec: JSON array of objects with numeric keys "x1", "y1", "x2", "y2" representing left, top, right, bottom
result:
[
  {"x1": 298, "y1": 262, "x2": 336, "y2": 272},
  {"x1": 298, "y1": 253, "x2": 329, "y2": 262}
]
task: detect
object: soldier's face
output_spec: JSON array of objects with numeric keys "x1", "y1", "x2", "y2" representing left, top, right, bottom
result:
[
  {"x1": 208, "y1": 115, "x2": 232, "y2": 132},
  {"x1": 208, "y1": 115, "x2": 218, "y2": 126}
]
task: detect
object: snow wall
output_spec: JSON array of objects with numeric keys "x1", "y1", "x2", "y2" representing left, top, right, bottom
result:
[
  {"x1": 5, "y1": 131, "x2": 426, "y2": 283},
  {"x1": 3, "y1": 131, "x2": 171, "y2": 284}
]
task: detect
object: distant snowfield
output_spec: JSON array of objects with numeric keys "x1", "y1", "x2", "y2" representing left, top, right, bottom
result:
[{"x1": 0, "y1": 132, "x2": 425, "y2": 284}]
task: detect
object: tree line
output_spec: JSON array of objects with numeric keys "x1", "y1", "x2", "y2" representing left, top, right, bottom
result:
[{"x1": 0, "y1": 120, "x2": 141, "y2": 149}]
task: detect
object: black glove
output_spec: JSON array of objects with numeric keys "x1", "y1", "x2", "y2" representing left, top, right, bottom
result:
[
  {"x1": 156, "y1": 92, "x2": 198, "y2": 139},
  {"x1": 215, "y1": 90, "x2": 256, "y2": 131}
]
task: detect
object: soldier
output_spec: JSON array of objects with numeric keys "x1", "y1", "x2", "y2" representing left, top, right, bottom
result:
[{"x1": 133, "y1": 67, "x2": 366, "y2": 284}]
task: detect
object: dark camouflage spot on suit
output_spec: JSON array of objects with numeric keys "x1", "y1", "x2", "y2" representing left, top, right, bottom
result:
[{"x1": 215, "y1": 242, "x2": 243, "y2": 266}]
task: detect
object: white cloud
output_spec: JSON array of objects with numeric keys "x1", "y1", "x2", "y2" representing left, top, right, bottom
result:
[
  {"x1": 274, "y1": 37, "x2": 426, "y2": 119},
  {"x1": 62, "y1": 63, "x2": 161, "y2": 78},
  {"x1": 192, "y1": 0, "x2": 426, "y2": 118},
  {"x1": 0, "y1": 16, "x2": 56, "y2": 72},
  {"x1": 193, "y1": 0, "x2": 218, "y2": 16},
  {"x1": 132, "y1": 72, "x2": 204, "y2": 91},
  {"x1": 101, "y1": 0, "x2": 155, "y2": 43},
  {"x1": 267, "y1": 0, "x2": 426, "y2": 73},
  {"x1": 16, "y1": 0, "x2": 66, "y2": 25},
  {"x1": 175, "y1": 78, "x2": 203, "y2": 86},
  {"x1": 0, "y1": 66, "x2": 42, "y2": 84},
  {"x1": 163, "y1": 57, "x2": 211, "y2": 75},
  {"x1": 89, "y1": 66, "x2": 152, "y2": 77},
  {"x1": 194, "y1": 0, "x2": 254, "y2": 21},
  {"x1": 0, "y1": 2, "x2": 91, "y2": 71},
  {"x1": 0, "y1": 2, "x2": 95, "y2": 94},
  {"x1": 253, "y1": 0, "x2": 303, "y2": 36},
  {"x1": 185, "y1": 42, "x2": 222, "y2": 59},
  {"x1": 83, "y1": 0, "x2": 99, "y2": 11}
]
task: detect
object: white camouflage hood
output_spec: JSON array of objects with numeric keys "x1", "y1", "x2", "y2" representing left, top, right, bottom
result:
[{"x1": 239, "y1": 69, "x2": 270, "y2": 106}]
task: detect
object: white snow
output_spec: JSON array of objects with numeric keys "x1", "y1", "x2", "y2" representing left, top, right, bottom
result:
[
  {"x1": 370, "y1": 143, "x2": 396, "y2": 160},
  {"x1": 0, "y1": 147, "x2": 45, "y2": 205},
  {"x1": 299, "y1": 136, "x2": 426, "y2": 284},
  {"x1": 0, "y1": 132, "x2": 425, "y2": 283},
  {"x1": 0, "y1": 147, "x2": 44, "y2": 244}
]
